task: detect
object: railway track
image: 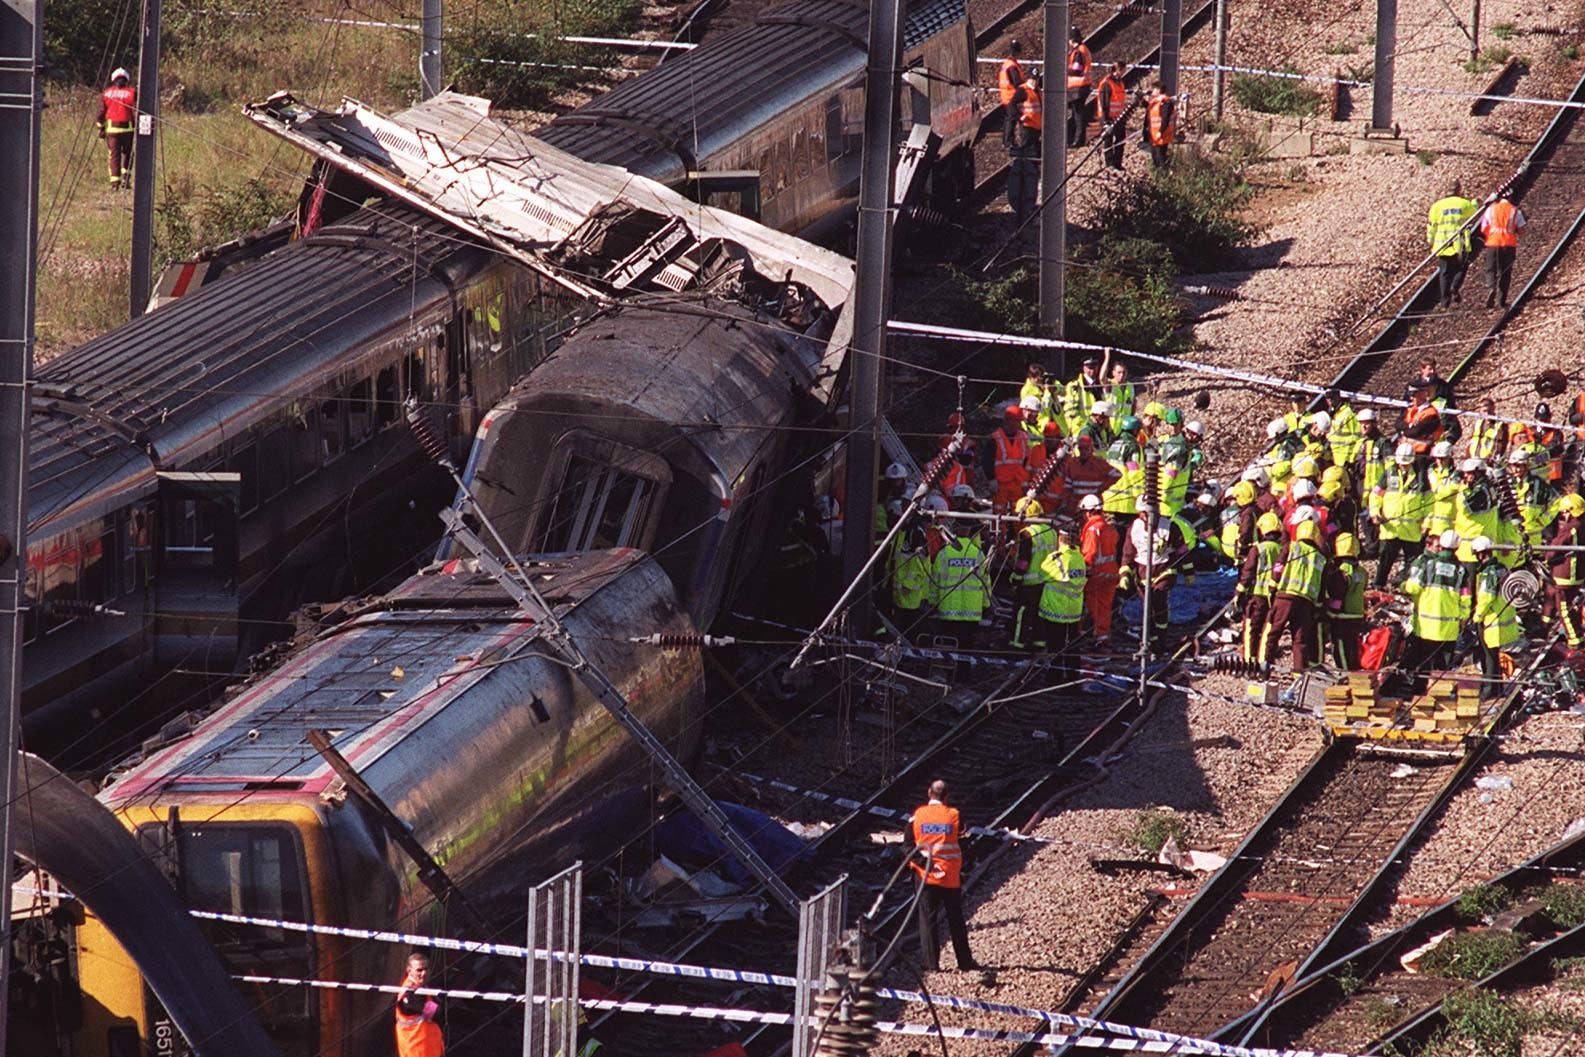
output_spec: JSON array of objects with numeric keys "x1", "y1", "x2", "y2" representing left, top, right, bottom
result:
[
  {"x1": 1055, "y1": 737, "x2": 1466, "y2": 1041},
  {"x1": 578, "y1": 589, "x2": 1235, "y2": 1056},
  {"x1": 1322, "y1": 66, "x2": 1585, "y2": 403},
  {"x1": 1233, "y1": 826, "x2": 1585, "y2": 1053}
]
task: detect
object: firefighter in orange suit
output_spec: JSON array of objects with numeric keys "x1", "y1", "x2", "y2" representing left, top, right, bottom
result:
[
  {"x1": 396, "y1": 953, "x2": 444, "y2": 1057},
  {"x1": 1144, "y1": 81, "x2": 1174, "y2": 169},
  {"x1": 983, "y1": 406, "x2": 1032, "y2": 514},
  {"x1": 98, "y1": 67, "x2": 137, "y2": 189},
  {"x1": 912, "y1": 779, "x2": 978, "y2": 971}
]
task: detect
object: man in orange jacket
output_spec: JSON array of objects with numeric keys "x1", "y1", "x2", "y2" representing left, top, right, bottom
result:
[
  {"x1": 1478, "y1": 190, "x2": 1526, "y2": 308},
  {"x1": 1078, "y1": 493, "x2": 1120, "y2": 643},
  {"x1": 395, "y1": 952, "x2": 445, "y2": 1057},
  {"x1": 912, "y1": 779, "x2": 978, "y2": 971}
]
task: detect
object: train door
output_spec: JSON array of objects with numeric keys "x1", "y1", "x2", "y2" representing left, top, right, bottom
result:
[{"x1": 153, "y1": 470, "x2": 240, "y2": 667}]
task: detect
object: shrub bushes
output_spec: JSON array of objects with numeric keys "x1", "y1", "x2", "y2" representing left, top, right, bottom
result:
[
  {"x1": 1230, "y1": 66, "x2": 1321, "y2": 116},
  {"x1": 450, "y1": 0, "x2": 644, "y2": 107},
  {"x1": 1089, "y1": 155, "x2": 1258, "y2": 273}
]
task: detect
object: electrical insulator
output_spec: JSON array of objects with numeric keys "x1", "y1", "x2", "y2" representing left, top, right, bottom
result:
[
  {"x1": 629, "y1": 633, "x2": 737, "y2": 648},
  {"x1": 1204, "y1": 652, "x2": 1264, "y2": 676},
  {"x1": 810, "y1": 965, "x2": 878, "y2": 1057},
  {"x1": 405, "y1": 397, "x2": 455, "y2": 470},
  {"x1": 1143, "y1": 448, "x2": 1162, "y2": 512}
]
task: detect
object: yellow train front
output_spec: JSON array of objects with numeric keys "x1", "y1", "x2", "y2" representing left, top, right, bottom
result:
[{"x1": 76, "y1": 548, "x2": 703, "y2": 1057}]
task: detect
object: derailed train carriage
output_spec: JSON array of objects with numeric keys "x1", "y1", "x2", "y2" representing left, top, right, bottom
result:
[
  {"x1": 74, "y1": 549, "x2": 702, "y2": 1057},
  {"x1": 70, "y1": 292, "x2": 841, "y2": 1056},
  {"x1": 25, "y1": 204, "x2": 573, "y2": 760},
  {"x1": 535, "y1": 0, "x2": 980, "y2": 237}
]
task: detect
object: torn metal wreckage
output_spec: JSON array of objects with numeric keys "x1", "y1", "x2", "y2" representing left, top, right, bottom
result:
[{"x1": 246, "y1": 90, "x2": 857, "y2": 405}]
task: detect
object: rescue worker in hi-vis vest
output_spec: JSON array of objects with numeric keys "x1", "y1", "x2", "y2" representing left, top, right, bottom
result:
[
  {"x1": 98, "y1": 67, "x2": 137, "y2": 189},
  {"x1": 1477, "y1": 189, "x2": 1526, "y2": 308},
  {"x1": 395, "y1": 952, "x2": 444, "y2": 1057},
  {"x1": 1427, "y1": 179, "x2": 1478, "y2": 309},
  {"x1": 911, "y1": 779, "x2": 979, "y2": 972},
  {"x1": 1095, "y1": 61, "x2": 1129, "y2": 169},
  {"x1": 1144, "y1": 81, "x2": 1174, "y2": 169}
]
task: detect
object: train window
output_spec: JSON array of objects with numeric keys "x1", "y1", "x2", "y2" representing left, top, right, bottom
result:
[
  {"x1": 793, "y1": 128, "x2": 811, "y2": 179},
  {"x1": 123, "y1": 506, "x2": 154, "y2": 593},
  {"x1": 257, "y1": 429, "x2": 291, "y2": 501},
  {"x1": 825, "y1": 99, "x2": 844, "y2": 162},
  {"x1": 290, "y1": 404, "x2": 320, "y2": 483},
  {"x1": 160, "y1": 823, "x2": 315, "y2": 1038},
  {"x1": 375, "y1": 365, "x2": 401, "y2": 429},
  {"x1": 319, "y1": 399, "x2": 344, "y2": 462},
  {"x1": 347, "y1": 378, "x2": 374, "y2": 444},
  {"x1": 39, "y1": 535, "x2": 79, "y2": 634},
  {"x1": 404, "y1": 347, "x2": 426, "y2": 403},
  {"x1": 22, "y1": 551, "x2": 39, "y2": 643},
  {"x1": 80, "y1": 523, "x2": 113, "y2": 605},
  {"x1": 538, "y1": 455, "x2": 658, "y2": 553},
  {"x1": 229, "y1": 444, "x2": 259, "y2": 514}
]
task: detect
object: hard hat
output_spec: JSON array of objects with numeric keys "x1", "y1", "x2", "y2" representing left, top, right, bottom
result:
[
  {"x1": 1321, "y1": 465, "x2": 1346, "y2": 485},
  {"x1": 1357, "y1": 408, "x2": 1377, "y2": 422},
  {"x1": 946, "y1": 411, "x2": 965, "y2": 430},
  {"x1": 1043, "y1": 420, "x2": 1061, "y2": 436},
  {"x1": 1309, "y1": 411, "x2": 1332, "y2": 434},
  {"x1": 949, "y1": 483, "x2": 976, "y2": 499},
  {"x1": 1266, "y1": 417, "x2": 1288, "y2": 440},
  {"x1": 1091, "y1": 400, "x2": 1113, "y2": 416},
  {"x1": 1395, "y1": 444, "x2": 1417, "y2": 465},
  {"x1": 1242, "y1": 466, "x2": 1270, "y2": 487},
  {"x1": 1292, "y1": 454, "x2": 1318, "y2": 479},
  {"x1": 1079, "y1": 494, "x2": 1103, "y2": 511},
  {"x1": 1119, "y1": 414, "x2": 1142, "y2": 433},
  {"x1": 1014, "y1": 496, "x2": 1045, "y2": 518},
  {"x1": 1294, "y1": 520, "x2": 1321, "y2": 544},
  {"x1": 885, "y1": 462, "x2": 908, "y2": 480},
  {"x1": 1334, "y1": 533, "x2": 1359, "y2": 557},
  {"x1": 1230, "y1": 480, "x2": 1256, "y2": 506},
  {"x1": 1470, "y1": 535, "x2": 1494, "y2": 553},
  {"x1": 111, "y1": 67, "x2": 130, "y2": 82},
  {"x1": 1459, "y1": 457, "x2": 1484, "y2": 474},
  {"x1": 1536, "y1": 401, "x2": 1553, "y2": 419},
  {"x1": 1004, "y1": 404, "x2": 1023, "y2": 419},
  {"x1": 1560, "y1": 493, "x2": 1585, "y2": 517},
  {"x1": 1135, "y1": 497, "x2": 1153, "y2": 513},
  {"x1": 1292, "y1": 505, "x2": 1320, "y2": 523},
  {"x1": 1507, "y1": 448, "x2": 1530, "y2": 465},
  {"x1": 1164, "y1": 408, "x2": 1184, "y2": 425},
  {"x1": 1076, "y1": 434, "x2": 1095, "y2": 450},
  {"x1": 1257, "y1": 511, "x2": 1283, "y2": 535},
  {"x1": 1292, "y1": 479, "x2": 1317, "y2": 499},
  {"x1": 1319, "y1": 481, "x2": 1342, "y2": 502},
  {"x1": 1431, "y1": 441, "x2": 1453, "y2": 458},
  {"x1": 1438, "y1": 529, "x2": 1461, "y2": 549},
  {"x1": 1143, "y1": 401, "x2": 1167, "y2": 420},
  {"x1": 1185, "y1": 419, "x2": 1204, "y2": 435},
  {"x1": 924, "y1": 494, "x2": 949, "y2": 512},
  {"x1": 1196, "y1": 492, "x2": 1216, "y2": 507},
  {"x1": 1020, "y1": 395, "x2": 1042, "y2": 412}
]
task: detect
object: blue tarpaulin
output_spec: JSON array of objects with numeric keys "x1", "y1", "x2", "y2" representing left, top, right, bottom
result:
[{"x1": 654, "y1": 801, "x2": 811, "y2": 885}]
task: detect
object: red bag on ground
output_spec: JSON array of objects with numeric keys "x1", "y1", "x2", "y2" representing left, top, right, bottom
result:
[{"x1": 1359, "y1": 625, "x2": 1397, "y2": 670}]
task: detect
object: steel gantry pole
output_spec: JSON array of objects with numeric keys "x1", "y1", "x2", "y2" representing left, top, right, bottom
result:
[
  {"x1": 841, "y1": 0, "x2": 905, "y2": 636},
  {"x1": 1372, "y1": 0, "x2": 1397, "y2": 130},
  {"x1": 0, "y1": 0, "x2": 43, "y2": 1049},
  {"x1": 1159, "y1": 0, "x2": 1182, "y2": 96},
  {"x1": 420, "y1": 0, "x2": 443, "y2": 99},
  {"x1": 129, "y1": 0, "x2": 161, "y2": 317},
  {"x1": 1039, "y1": 0, "x2": 1069, "y2": 347}
]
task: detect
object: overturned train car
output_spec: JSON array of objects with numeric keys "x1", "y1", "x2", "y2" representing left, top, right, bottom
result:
[
  {"x1": 449, "y1": 298, "x2": 833, "y2": 627},
  {"x1": 75, "y1": 548, "x2": 701, "y2": 1057}
]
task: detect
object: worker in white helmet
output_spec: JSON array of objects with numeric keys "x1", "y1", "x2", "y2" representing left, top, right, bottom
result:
[
  {"x1": 99, "y1": 67, "x2": 137, "y2": 189},
  {"x1": 1398, "y1": 528, "x2": 1471, "y2": 693}
]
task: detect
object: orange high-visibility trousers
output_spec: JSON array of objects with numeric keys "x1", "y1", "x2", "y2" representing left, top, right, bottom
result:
[{"x1": 1085, "y1": 572, "x2": 1118, "y2": 638}]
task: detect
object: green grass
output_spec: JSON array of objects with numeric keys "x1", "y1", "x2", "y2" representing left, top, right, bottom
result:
[
  {"x1": 1230, "y1": 66, "x2": 1321, "y2": 116},
  {"x1": 1417, "y1": 149, "x2": 1439, "y2": 166},
  {"x1": 1463, "y1": 44, "x2": 1514, "y2": 74},
  {"x1": 1492, "y1": 22, "x2": 1516, "y2": 40},
  {"x1": 1323, "y1": 39, "x2": 1358, "y2": 55},
  {"x1": 1454, "y1": 883, "x2": 1514, "y2": 923},
  {"x1": 34, "y1": 0, "x2": 435, "y2": 357},
  {"x1": 1420, "y1": 931, "x2": 1529, "y2": 980},
  {"x1": 1563, "y1": 44, "x2": 1580, "y2": 61},
  {"x1": 1541, "y1": 885, "x2": 1585, "y2": 929},
  {"x1": 1128, "y1": 808, "x2": 1188, "y2": 854}
]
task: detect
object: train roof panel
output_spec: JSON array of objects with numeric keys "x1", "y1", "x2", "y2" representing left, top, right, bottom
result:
[
  {"x1": 29, "y1": 204, "x2": 492, "y2": 535},
  {"x1": 497, "y1": 302, "x2": 807, "y2": 482},
  {"x1": 534, "y1": 0, "x2": 966, "y2": 176},
  {"x1": 100, "y1": 549, "x2": 644, "y2": 799}
]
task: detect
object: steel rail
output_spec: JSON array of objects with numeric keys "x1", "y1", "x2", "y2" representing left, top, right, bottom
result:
[
  {"x1": 1314, "y1": 65, "x2": 1585, "y2": 405},
  {"x1": 1231, "y1": 826, "x2": 1585, "y2": 1051}
]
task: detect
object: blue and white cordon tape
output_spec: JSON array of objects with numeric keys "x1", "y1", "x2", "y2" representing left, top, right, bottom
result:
[
  {"x1": 200, "y1": 910, "x2": 1342, "y2": 1057},
  {"x1": 233, "y1": 974, "x2": 1363, "y2": 1057}
]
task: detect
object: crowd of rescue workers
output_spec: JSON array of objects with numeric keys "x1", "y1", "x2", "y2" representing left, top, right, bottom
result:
[{"x1": 871, "y1": 350, "x2": 1585, "y2": 698}]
